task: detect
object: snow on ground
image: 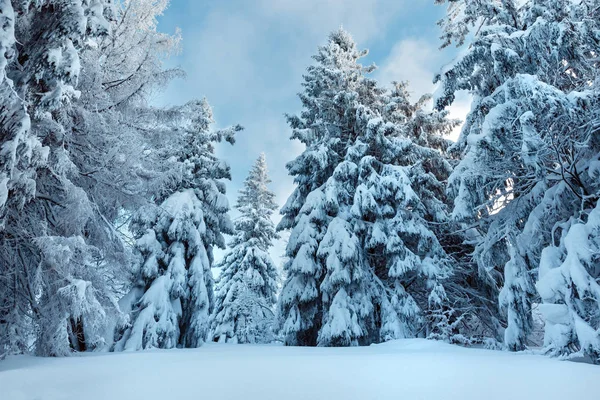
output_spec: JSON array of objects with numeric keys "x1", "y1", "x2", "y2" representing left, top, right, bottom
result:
[{"x1": 1, "y1": 339, "x2": 598, "y2": 400}]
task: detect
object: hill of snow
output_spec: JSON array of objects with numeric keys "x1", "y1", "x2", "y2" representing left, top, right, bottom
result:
[{"x1": 1, "y1": 339, "x2": 598, "y2": 400}]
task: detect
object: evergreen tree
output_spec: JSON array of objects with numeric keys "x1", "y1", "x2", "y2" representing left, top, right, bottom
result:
[
  {"x1": 537, "y1": 198, "x2": 600, "y2": 361},
  {"x1": 534, "y1": 81, "x2": 600, "y2": 361},
  {"x1": 278, "y1": 29, "x2": 458, "y2": 346},
  {"x1": 0, "y1": 0, "x2": 115, "y2": 357},
  {"x1": 209, "y1": 153, "x2": 279, "y2": 344},
  {"x1": 0, "y1": 0, "x2": 45, "y2": 357},
  {"x1": 0, "y1": 0, "x2": 239, "y2": 356},
  {"x1": 277, "y1": 29, "x2": 382, "y2": 346},
  {"x1": 0, "y1": 1, "x2": 46, "y2": 222},
  {"x1": 434, "y1": 0, "x2": 600, "y2": 353},
  {"x1": 116, "y1": 100, "x2": 241, "y2": 350},
  {"x1": 377, "y1": 82, "x2": 465, "y2": 343}
]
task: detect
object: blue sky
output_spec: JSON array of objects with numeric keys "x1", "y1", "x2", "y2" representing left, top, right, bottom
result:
[{"x1": 155, "y1": 0, "x2": 470, "y2": 265}]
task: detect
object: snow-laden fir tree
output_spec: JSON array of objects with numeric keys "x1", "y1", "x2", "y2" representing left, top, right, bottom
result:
[
  {"x1": 277, "y1": 29, "x2": 382, "y2": 346},
  {"x1": 434, "y1": 0, "x2": 600, "y2": 354},
  {"x1": 116, "y1": 99, "x2": 241, "y2": 351},
  {"x1": 534, "y1": 84, "x2": 600, "y2": 361},
  {"x1": 209, "y1": 153, "x2": 279, "y2": 344},
  {"x1": 278, "y1": 29, "x2": 459, "y2": 346},
  {"x1": 537, "y1": 195, "x2": 600, "y2": 361},
  {"x1": 378, "y1": 82, "x2": 473, "y2": 343},
  {"x1": 0, "y1": 0, "x2": 46, "y2": 356},
  {"x1": 0, "y1": 0, "x2": 116, "y2": 357},
  {"x1": 0, "y1": 1, "x2": 46, "y2": 222}
]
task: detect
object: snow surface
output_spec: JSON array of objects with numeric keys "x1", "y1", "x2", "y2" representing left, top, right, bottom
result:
[{"x1": 1, "y1": 339, "x2": 598, "y2": 400}]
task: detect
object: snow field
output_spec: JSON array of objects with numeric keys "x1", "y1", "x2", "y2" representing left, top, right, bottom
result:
[{"x1": 2, "y1": 339, "x2": 598, "y2": 400}]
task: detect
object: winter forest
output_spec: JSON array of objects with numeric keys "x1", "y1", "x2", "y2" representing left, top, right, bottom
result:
[{"x1": 0, "y1": 0, "x2": 599, "y2": 399}]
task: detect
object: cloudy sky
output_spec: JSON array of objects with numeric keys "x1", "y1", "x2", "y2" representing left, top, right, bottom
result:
[{"x1": 155, "y1": 0, "x2": 470, "y2": 265}]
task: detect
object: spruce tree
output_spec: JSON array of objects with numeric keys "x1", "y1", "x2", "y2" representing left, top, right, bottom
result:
[
  {"x1": 277, "y1": 29, "x2": 383, "y2": 346},
  {"x1": 0, "y1": 0, "x2": 114, "y2": 357},
  {"x1": 0, "y1": 0, "x2": 45, "y2": 356},
  {"x1": 117, "y1": 100, "x2": 241, "y2": 350},
  {"x1": 434, "y1": 0, "x2": 600, "y2": 353},
  {"x1": 209, "y1": 153, "x2": 279, "y2": 344},
  {"x1": 0, "y1": 1, "x2": 46, "y2": 222},
  {"x1": 278, "y1": 29, "x2": 458, "y2": 346},
  {"x1": 537, "y1": 200, "x2": 600, "y2": 361}
]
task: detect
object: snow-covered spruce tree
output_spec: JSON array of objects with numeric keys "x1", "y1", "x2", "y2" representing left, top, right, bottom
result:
[
  {"x1": 33, "y1": 236, "x2": 115, "y2": 356},
  {"x1": 537, "y1": 197, "x2": 600, "y2": 361},
  {"x1": 277, "y1": 29, "x2": 383, "y2": 346},
  {"x1": 209, "y1": 153, "x2": 279, "y2": 344},
  {"x1": 0, "y1": 0, "x2": 116, "y2": 357},
  {"x1": 434, "y1": 0, "x2": 600, "y2": 353},
  {"x1": 378, "y1": 82, "x2": 472, "y2": 343},
  {"x1": 0, "y1": 0, "x2": 47, "y2": 357},
  {"x1": 278, "y1": 29, "x2": 458, "y2": 346},
  {"x1": 276, "y1": 30, "x2": 368, "y2": 346},
  {"x1": 116, "y1": 99, "x2": 241, "y2": 350},
  {"x1": 339, "y1": 83, "x2": 460, "y2": 344},
  {"x1": 0, "y1": 1, "x2": 46, "y2": 222},
  {"x1": 534, "y1": 88, "x2": 600, "y2": 361}
]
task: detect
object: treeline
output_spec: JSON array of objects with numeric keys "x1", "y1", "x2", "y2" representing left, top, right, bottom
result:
[{"x1": 0, "y1": 0, "x2": 598, "y2": 363}]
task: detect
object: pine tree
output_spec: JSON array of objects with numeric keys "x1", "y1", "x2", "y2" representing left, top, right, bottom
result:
[
  {"x1": 434, "y1": 0, "x2": 600, "y2": 352},
  {"x1": 209, "y1": 153, "x2": 279, "y2": 344},
  {"x1": 278, "y1": 29, "x2": 458, "y2": 346},
  {"x1": 116, "y1": 100, "x2": 241, "y2": 350},
  {"x1": 277, "y1": 29, "x2": 383, "y2": 346}
]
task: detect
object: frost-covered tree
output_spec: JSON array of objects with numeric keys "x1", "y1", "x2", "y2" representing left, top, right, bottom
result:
[
  {"x1": 0, "y1": 0, "x2": 232, "y2": 356},
  {"x1": 116, "y1": 99, "x2": 241, "y2": 350},
  {"x1": 0, "y1": 1, "x2": 46, "y2": 222},
  {"x1": 0, "y1": 1, "x2": 44, "y2": 357},
  {"x1": 0, "y1": 0, "x2": 116, "y2": 357},
  {"x1": 34, "y1": 236, "x2": 120, "y2": 356},
  {"x1": 377, "y1": 82, "x2": 470, "y2": 343},
  {"x1": 534, "y1": 87, "x2": 600, "y2": 361},
  {"x1": 537, "y1": 198, "x2": 600, "y2": 361},
  {"x1": 278, "y1": 29, "x2": 458, "y2": 346},
  {"x1": 209, "y1": 153, "x2": 279, "y2": 344},
  {"x1": 434, "y1": 0, "x2": 600, "y2": 353},
  {"x1": 277, "y1": 29, "x2": 382, "y2": 346}
]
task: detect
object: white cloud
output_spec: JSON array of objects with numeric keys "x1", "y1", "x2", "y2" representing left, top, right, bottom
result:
[
  {"x1": 376, "y1": 38, "x2": 440, "y2": 98},
  {"x1": 376, "y1": 37, "x2": 472, "y2": 141},
  {"x1": 256, "y1": 0, "x2": 408, "y2": 43},
  {"x1": 445, "y1": 91, "x2": 472, "y2": 141},
  {"x1": 159, "y1": 1, "x2": 471, "y2": 265}
]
